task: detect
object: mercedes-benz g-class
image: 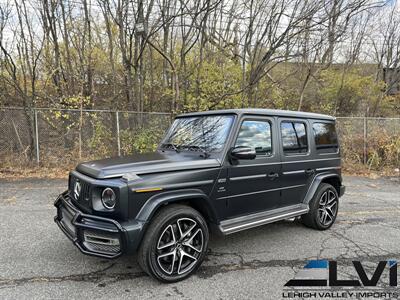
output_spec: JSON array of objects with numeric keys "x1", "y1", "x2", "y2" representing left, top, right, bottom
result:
[{"x1": 55, "y1": 109, "x2": 345, "y2": 282}]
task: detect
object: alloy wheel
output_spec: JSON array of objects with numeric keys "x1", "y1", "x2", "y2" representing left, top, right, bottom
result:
[
  {"x1": 156, "y1": 218, "x2": 204, "y2": 275},
  {"x1": 317, "y1": 189, "x2": 338, "y2": 226}
]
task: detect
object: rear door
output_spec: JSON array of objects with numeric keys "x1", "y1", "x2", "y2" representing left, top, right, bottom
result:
[
  {"x1": 221, "y1": 115, "x2": 281, "y2": 218},
  {"x1": 278, "y1": 118, "x2": 314, "y2": 207}
]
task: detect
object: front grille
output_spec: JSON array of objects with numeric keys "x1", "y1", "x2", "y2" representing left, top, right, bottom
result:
[
  {"x1": 69, "y1": 175, "x2": 91, "y2": 203},
  {"x1": 83, "y1": 230, "x2": 121, "y2": 254}
]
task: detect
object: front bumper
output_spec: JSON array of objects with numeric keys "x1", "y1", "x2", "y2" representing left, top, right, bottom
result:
[{"x1": 54, "y1": 191, "x2": 143, "y2": 259}]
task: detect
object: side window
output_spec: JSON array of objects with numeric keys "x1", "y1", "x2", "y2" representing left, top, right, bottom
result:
[
  {"x1": 313, "y1": 122, "x2": 338, "y2": 153},
  {"x1": 235, "y1": 120, "x2": 272, "y2": 156},
  {"x1": 281, "y1": 121, "x2": 308, "y2": 155}
]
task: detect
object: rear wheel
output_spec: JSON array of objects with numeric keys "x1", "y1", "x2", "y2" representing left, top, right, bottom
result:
[
  {"x1": 301, "y1": 183, "x2": 339, "y2": 230},
  {"x1": 138, "y1": 204, "x2": 209, "y2": 282}
]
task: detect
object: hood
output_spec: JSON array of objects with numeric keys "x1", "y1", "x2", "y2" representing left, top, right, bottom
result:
[{"x1": 76, "y1": 151, "x2": 221, "y2": 179}]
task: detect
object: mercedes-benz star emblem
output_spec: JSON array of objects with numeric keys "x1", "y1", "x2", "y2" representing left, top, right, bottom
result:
[{"x1": 74, "y1": 180, "x2": 81, "y2": 200}]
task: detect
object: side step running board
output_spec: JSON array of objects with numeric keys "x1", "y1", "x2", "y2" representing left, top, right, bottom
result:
[{"x1": 219, "y1": 204, "x2": 309, "y2": 235}]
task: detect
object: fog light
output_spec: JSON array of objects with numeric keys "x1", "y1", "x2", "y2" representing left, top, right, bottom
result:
[{"x1": 101, "y1": 188, "x2": 116, "y2": 209}]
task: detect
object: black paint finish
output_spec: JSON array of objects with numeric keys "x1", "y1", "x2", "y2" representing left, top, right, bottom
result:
[{"x1": 54, "y1": 108, "x2": 345, "y2": 257}]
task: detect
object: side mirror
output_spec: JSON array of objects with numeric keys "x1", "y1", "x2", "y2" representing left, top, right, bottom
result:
[{"x1": 230, "y1": 146, "x2": 256, "y2": 160}]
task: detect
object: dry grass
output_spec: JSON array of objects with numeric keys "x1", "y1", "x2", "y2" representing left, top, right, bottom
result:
[
  {"x1": 342, "y1": 161, "x2": 400, "y2": 179},
  {"x1": 0, "y1": 166, "x2": 70, "y2": 179},
  {"x1": 0, "y1": 156, "x2": 73, "y2": 179}
]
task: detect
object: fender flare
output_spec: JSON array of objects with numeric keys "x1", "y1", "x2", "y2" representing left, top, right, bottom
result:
[
  {"x1": 303, "y1": 173, "x2": 341, "y2": 205},
  {"x1": 135, "y1": 189, "x2": 218, "y2": 224}
]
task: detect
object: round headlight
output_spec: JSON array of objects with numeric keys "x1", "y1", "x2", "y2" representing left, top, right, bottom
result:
[{"x1": 101, "y1": 188, "x2": 116, "y2": 209}]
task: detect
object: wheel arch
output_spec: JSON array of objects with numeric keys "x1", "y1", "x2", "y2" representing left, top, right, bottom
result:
[
  {"x1": 320, "y1": 176, "x2": 341, "y2": 195},
  {"x1": 303, "y1": 173, "x2": 342, "y2": 205},
  {"x1": 135, "y1": 189, "x2": 218, "y2": 225}
]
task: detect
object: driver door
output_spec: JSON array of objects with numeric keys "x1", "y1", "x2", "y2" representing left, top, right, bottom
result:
[{"x1": 222, "y1": 116, "x2": 281, "y2": 218}]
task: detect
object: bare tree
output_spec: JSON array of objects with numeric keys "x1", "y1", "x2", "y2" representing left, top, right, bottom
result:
[
  {"x1": 0, "y1": 0, "x2": 395, "y2": 118},
  {"x1": 370, "y1": 4, "x2": 400, "y2": 115},
  {"x1": 1, "y1": 0, "x2": 44, "y2": 157}
]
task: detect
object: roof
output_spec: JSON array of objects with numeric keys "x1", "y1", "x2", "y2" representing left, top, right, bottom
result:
[{"x1": 177, "y1": 108, "x2": 335, "y2": 121}]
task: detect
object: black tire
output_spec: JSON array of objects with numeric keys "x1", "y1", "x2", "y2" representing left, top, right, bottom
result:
[
  {"x1": 137, "y1": 204, "x2": 209, "y2": 283},
  {"x1": 301, "y1": 183, "x2": 339, "y2": 230}
]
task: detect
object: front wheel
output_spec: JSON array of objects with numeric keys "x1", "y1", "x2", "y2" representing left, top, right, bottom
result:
[
  {"x1": 138, "y1": 204, "x2": 209, "y2": 282},
  {"x1": 301, "y1": 183, "x2": 339, "y2": 230}
]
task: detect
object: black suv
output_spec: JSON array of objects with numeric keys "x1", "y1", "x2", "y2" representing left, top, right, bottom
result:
[{"x1": 55, "y1": 109, "x2": 345, "y2": 282}]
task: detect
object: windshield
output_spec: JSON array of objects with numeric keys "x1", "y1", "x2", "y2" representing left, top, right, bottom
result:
[{"x1": 161, "y1": 115, "x2": 234, "y2": 153}]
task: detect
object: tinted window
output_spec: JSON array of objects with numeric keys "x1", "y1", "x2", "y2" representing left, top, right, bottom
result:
[
  {"x1": 313, "y1": 122, "x2": 338, "y2": 153},
  {"x1": 235, "y1": 120, "x2": 272, "y2": 156},
  {"x1": 281, "y1": 121, "x2": 308, "y2": 154}
]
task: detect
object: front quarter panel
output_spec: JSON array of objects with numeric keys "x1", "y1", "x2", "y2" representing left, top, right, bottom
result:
[
  {"x1": 135, "y1": 189, "x2": 217, "y2": 222},
  {"x1": 126, "y1": 168, "x2": 221, "y2": 221}
]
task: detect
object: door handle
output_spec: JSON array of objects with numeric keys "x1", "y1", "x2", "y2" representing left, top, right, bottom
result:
[
  {"x1": 305, "y1": 169, "x2": 315, "y2": 175},
  {"x1": 267, "y1": 172, "x2": 279, "y2": 179}
]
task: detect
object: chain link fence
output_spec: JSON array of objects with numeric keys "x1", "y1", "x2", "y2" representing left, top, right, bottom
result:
[
  {"x1": 0, "y1": 107, "x2": 171, "y2": 167},
  {"x1": 0, "y1": 107, "x2": 399, "y2": 169},
  {"x1": 336, "y1": 116, "x2": 400, "y2": 169}
]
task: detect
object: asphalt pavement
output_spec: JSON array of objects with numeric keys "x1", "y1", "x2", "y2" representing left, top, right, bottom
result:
[{"x1": 0, "y1": 176, "x2": 399, "y2": 299}]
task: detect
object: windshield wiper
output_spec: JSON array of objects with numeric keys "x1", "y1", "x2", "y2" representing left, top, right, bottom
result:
[
  {"x1": 161, "y1": 143, "x2": 180, "y2": 153},
  {"x1": 182, "y1": 145, "x2": 210, "y2": 158}
]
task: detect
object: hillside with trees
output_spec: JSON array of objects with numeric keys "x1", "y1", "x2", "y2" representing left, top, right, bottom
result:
[{"x1": 0, "y1": 0, "x2": 399, "y2": 116}]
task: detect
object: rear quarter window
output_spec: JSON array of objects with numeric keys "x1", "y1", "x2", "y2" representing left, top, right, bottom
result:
[{"x1": 312, "y1": 122, "x2": 338, "y2": 154}]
